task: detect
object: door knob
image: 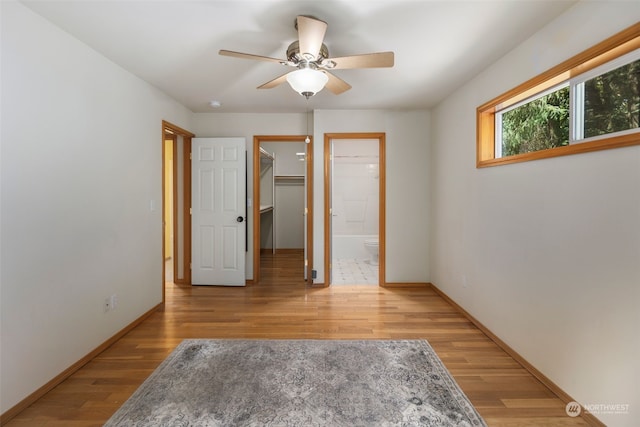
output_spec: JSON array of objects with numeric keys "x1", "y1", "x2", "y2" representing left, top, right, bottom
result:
[{"x1": 237, "y1": 216, "x2": 244, "y2": 223}]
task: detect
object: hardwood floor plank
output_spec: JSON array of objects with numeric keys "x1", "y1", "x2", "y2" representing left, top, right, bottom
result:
[{"x1": 4, "y1": 252, "x2": 593, "y2": 426}]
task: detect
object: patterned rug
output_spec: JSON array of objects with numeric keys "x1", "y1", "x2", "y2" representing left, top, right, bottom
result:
[{"x1": 104, "y1": 339, "x2": 486, "y2": 426}]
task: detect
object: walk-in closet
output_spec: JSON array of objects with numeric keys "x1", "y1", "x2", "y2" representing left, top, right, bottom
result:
[
  {"x1": 259, "y1": 141, "x2": 306, "y2": 263},
  {"x1": 259, "y1": 148, "x2": 275, "y2": 253}
]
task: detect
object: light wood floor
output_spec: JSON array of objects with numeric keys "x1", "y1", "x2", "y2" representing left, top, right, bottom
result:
[{"x1": 5, "y1": 252, "x2": 591, "y2": 426}]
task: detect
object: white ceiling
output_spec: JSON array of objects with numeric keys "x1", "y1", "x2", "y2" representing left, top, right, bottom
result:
[{"x1": 22, "y1": 0, "x2": 577, "y2": 113}]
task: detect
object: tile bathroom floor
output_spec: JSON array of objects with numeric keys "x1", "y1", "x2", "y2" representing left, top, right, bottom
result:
[{"x1": 331, "y1": 258, "x2": 378, "y2": 285}]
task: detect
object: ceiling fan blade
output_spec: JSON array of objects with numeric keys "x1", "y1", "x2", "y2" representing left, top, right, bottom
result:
[
  {"x1": 257, "y1": 73, "x2": 289, "y2": 89},
  {"x1": 324, "y1": 71, "x2": 351, "y2": 95},
  {"x1": 326, "y1": 52, "x2": 394, "y2": 69},
  {"x1": 219, "y1": 49, "x2": 284, "y2": 64},
  {"x1": 297, "y1": 15, "x2": 327, "y2": 60}
]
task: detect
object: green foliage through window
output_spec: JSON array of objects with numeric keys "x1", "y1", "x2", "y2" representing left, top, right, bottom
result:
[
  {"x1": 584, "y1": 59, "x2": 640, "y2": 138},
  {"x1": 496, "y1": 57, "x2": 639, "y2": 158},
  {"x1": 501, "y1": 87, "x2": 570, "y2": 157}
]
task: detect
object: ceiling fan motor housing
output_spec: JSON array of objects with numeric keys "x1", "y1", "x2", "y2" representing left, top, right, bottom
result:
[{"x1": 287, "y1": 41, "x2": 329, "y2": 64}]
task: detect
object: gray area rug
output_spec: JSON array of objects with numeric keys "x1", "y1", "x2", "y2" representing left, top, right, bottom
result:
[{"x1": 104, "y1": 339, "x2": 487, "y2": 426}]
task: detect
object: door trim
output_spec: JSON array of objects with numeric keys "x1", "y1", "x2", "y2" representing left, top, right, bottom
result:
[
  {"x1": 162, "y1": 121, "x2": 194, "y2": 301},
  {"x1": 253, "y1": 135, "x2": 313, "y2": 285},
  {"x1": 324, "y1": 133, "x2": 386, "y2": 287}
]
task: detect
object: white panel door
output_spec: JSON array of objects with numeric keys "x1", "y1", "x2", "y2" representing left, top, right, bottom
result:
[{"x1": 192, "y1": 137, "x2": 246, "y2": 286}]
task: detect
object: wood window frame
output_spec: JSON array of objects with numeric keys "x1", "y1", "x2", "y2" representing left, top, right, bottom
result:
[{"x1": 477, "y1": 22, "x2": 640, "y2": 168}]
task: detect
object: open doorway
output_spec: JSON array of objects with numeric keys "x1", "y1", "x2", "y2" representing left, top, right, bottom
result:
[
  {"x1": 324, "y1": 133, "x2": 386, "y2": 287},
  {"x1": 163, "y1": 133, "x2": 176, "y2": 283},
  {"x1": 253, "y1": 135, "x2": 313, "y2": 285},
  {"x1": 162, "y1": 121, "x2": 194, "y2": 300}
]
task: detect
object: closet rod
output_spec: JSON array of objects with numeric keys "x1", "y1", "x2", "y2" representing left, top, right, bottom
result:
[{"x1": 259, "y1": 147, "x2": 275, "y2": 160}]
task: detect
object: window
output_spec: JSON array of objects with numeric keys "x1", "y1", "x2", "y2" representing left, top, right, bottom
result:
[
  {"x1": 497, "y1": 84, "x2": 570, "y2": 158},
  {"x1": 577, "y1": 55, "x2": 640, "y2": 140},
  {"x1": 477, "y1": 23, "x2": 640, "y2": 168}
]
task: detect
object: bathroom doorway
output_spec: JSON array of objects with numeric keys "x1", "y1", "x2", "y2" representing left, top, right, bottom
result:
[{"x1": 324, "y1": 133, "x2": 385, "y2": 286}]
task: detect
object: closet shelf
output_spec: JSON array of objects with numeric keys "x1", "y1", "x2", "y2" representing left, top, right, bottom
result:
[
  {"x1": 275, "y1": 175, "x2": 304, "y2": 182},
  {"x1": 260, "y1": 205, "x2": 274, "y2": 214}
]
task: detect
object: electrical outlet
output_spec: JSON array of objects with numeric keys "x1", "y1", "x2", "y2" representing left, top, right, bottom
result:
[{"x1": 104, "y1": 297, "x2": 111, "y2": 313}]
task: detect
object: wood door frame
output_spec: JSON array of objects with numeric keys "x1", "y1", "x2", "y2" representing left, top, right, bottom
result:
[
  {"x1": 324, "y1": 133, "x2": 386, "y2": 287},
  {"x1": 253, "y1": 135, "x2": 313, "y2": 285},
  {"x1": 163, "y1": 132, "x2": 177, "y2": 274},
  {"x1": 162, "y1": 120, "x2": 194, "y2": 302}
]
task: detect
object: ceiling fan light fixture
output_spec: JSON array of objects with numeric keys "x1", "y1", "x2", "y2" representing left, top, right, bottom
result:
[{"x1": 286, "y1": 68, "x2": 328, "y2": 99}]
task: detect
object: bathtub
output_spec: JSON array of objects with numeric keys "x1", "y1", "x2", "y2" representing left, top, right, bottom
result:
[{"x1": 332, "y1": 234, "x2": 377, "y2": 260}]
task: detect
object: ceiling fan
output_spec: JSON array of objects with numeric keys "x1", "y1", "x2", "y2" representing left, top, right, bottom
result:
[{"x1": 219, "y1": 15, "x2": 394, "y2": 99}]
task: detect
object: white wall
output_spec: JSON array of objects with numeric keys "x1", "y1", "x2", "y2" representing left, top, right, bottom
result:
[
  {"x1": 430, "y1": 2, "x2": 640, "y2": 426},
  {"x1": 384, "y1": 111, "x2": 432, "y2": 284},
  {"x1": 0, "y1": 1, "x2": 193, "y2": 413}
]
